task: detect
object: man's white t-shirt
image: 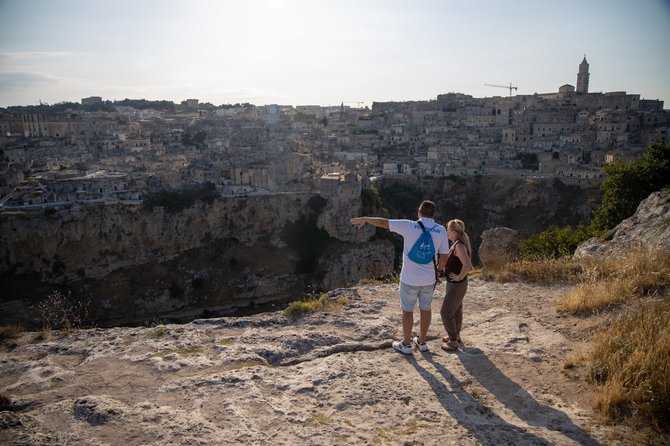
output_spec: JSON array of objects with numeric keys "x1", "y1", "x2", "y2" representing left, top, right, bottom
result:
[{"x1": 388, "y1": 217, "x2": 450, "y2": 287}]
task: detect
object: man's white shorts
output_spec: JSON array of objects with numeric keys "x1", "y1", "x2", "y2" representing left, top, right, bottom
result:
[{"x1": 399, "y1": 282, "x2": 434, "y2": 312}]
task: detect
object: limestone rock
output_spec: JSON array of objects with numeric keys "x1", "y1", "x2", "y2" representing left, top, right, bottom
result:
[
  {"x1": 478, "y1": 227, "x2": 522, "y2": 269},
  {"x1": 73, "y1": 396, "x2": 124, "y2": 426},
  {"x1": 575, "y1": 190, "x2": 670, "y2": 257},
  {"x1": 0, "y1": 281, "x2": 643, "y2": 445},
  {"x1": 317, "y1": 196, "x2": 376, "y2": 243},
  {"x1": 318, "y1": 239, "x2": 395, "y2": 290}
]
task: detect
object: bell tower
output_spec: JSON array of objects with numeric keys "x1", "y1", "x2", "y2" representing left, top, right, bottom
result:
[{"x1": 576, "y1": 56, "x2": 589, "y2": 94}]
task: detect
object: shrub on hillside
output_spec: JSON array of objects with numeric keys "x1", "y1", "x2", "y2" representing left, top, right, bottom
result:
[
  {"x1": 280, "y1": 215, "x2": 335, "y2": 273},
  {"x1": 520, "y1": 225, "x2": 595, "y2": 260},
  {"x1": 592, "y1": 142, "x2": 670, "y2": 231},
  {"x1": 32, "y1": 290, "x2": 90, "y2": 331},
  {"x1": 376, "y1": 181, "x2": 424, "y2": 218},
  {"x1": 361, "y1": 186, "x2": 386, "y2": 215}
]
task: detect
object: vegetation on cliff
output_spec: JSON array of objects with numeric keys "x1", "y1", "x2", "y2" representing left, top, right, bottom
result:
[
  {"x1": 591, "y1": 141, "x2": 670, "y2": 231},
  {"x1": 142, "y1": 182, "x2": 219, "y2": 213},
  {"x1": 521, "y1": 142, "x2": 670, "y2": 260},
  {"x1": 280, "y1": 196, "x2": 335, "y2": 273},
  {"x1": 372, "y1": 181, "x2": 425, "y2": 219}
]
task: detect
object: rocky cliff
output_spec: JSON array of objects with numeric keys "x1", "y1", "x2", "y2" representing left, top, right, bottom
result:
[
  {"x1": 375, "y1": 175, "x2": 600, "y2": 262},
  {"x1": 0, "y1": 193, "x2": 394, "y2": 327},
  {"x1": 0, "y1": 175, "x2": 600, "y2": 327}
]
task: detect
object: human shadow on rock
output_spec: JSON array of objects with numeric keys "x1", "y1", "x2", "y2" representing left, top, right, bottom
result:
[
  {"x1": 407, "y1": 353, "x2": 552, "y2": 446},
  {"x1": 457, "y1": 348, "x2": 601, "y2": 446}
]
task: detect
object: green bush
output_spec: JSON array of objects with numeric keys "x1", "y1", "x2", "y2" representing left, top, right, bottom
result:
[
  {"x1": 520, "y1": 225, "x2": 596, "y2": 260},
  {"x1": 592, "y1": 142, "x2": 670, "y2": 231}
]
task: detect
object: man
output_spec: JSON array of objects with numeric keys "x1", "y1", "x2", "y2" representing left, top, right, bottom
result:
[{"x1": 351, "y1": 200, "x2": 449, "y2": 354}]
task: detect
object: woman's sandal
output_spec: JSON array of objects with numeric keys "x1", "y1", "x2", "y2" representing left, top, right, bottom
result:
[
  {"x1": 442, "y1": 336, "x2": 462, "y2": 344},
  {"x1": 441, "y1": 340, "x2": 460, "y2": 352}
]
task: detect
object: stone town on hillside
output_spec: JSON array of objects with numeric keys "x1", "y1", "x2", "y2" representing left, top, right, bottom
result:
[{"x1": 0, "y1": 58, "x2": 667, "y2": 208}]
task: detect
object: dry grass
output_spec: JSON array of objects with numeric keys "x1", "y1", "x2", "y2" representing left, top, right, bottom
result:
[
  {"x1": 283, "y1": 294, "x2": 349, "y2": 318},
  {"x1": 486, "y1": 248, "x2": 670, "y2": 313},
  {"x1": 482, "y1": 257, "x2": 585, "y2": 285},
  {"x1": 588, "y1": 297, "x2": 670, "y2": 430},
  {"x1": 307, "y1": 413, "x2": 333, "y2": 426},
  {"x1": 216, "y1": 337, "x2": 236, "y2": 346},
  {"x1": 489, "y1": 248, "x2": 670, "y2": 432},
  {"x1": 223, "y1": 360, "x2": 270, "y2": 371},
  {"x1": 153, "y1": 346, "x2": 203, "y2": 358},
  {"x1": 0, "y1": 325, "x2": 24, "y2": 341},
  {"x1": 149, "y1": 326, "x2": 168, "y2": 338},
  {"x1": 558, "y1": 249, "x2": 670, "y2": 313}
]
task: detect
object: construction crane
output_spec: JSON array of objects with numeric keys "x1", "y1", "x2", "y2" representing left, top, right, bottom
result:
[
  {"x1": 343, "y1": 101, "x2": 365, "y2": 108},
  {"x1": 484, "y1": 83, "x2": 518, "y2": 97}
]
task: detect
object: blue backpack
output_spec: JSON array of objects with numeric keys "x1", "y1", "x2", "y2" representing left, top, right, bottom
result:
[{"x1": 407, "y1": 221, "x2": 436, "y2": 264}]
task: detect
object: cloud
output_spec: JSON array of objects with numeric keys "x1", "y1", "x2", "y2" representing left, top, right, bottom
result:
[
  {"x1": 0, "y1": 71, "x2": 60, "y2": 89},
  {"x1": 0, "y1": 51, "x2": 81, "y2": 62}
]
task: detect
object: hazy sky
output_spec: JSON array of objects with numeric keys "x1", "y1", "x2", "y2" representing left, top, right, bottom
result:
[{"x1": 1, "y1": 0, "x2": 669, "y2": 108}]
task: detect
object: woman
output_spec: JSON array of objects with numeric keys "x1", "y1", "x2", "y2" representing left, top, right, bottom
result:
[{"x1": 439, "y1": 219, "x2": 473, "y2": 352}]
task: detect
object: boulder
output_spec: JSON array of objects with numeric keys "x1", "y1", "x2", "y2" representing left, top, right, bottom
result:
[
  {"x1": 478, "y1": 227, "x2": 522, "y2": 269},
  {"x1": 575, "y1": 190, "x2": 670, "y2": 257}
]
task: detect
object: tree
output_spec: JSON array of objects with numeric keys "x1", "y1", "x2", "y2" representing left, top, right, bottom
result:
[{"x1": 591, "y1": 142, "x2": 670, "y2": 231}]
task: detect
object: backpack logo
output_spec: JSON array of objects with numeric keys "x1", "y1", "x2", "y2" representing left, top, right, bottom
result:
[{"x1": 407, "y1": 221, "x2": 436, "y2": 264}]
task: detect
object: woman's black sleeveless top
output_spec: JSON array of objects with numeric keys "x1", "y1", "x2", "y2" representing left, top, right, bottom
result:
[{"x1": 446, "y1": 241, "x2": 465, "y2": 283}]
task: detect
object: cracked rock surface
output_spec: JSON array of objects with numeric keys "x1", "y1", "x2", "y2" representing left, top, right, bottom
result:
[{"x1": 0, "y1": 280, "x2": 659, "y2": 445}]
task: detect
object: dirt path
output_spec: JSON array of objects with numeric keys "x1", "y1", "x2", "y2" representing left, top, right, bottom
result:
[{"x1": 0, "y1": 279, "x2": 662, "y2": 445}]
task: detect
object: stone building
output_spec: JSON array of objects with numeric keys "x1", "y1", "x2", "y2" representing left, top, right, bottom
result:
[
  {"x1": 576, "y1": 56, "x2": 590, "y2": 94},
  {"x1": 22, "y1": 114, "x2": 48, "y2": 137}
]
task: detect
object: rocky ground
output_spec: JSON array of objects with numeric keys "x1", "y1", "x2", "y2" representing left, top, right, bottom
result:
[{"x1": 1, "y1": 279, "x2": 666, "y2": 445}]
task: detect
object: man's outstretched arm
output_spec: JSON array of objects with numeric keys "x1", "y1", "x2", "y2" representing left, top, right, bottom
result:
[{"x1": 350, "y1": 217, "x2": 389, "y2": 229}]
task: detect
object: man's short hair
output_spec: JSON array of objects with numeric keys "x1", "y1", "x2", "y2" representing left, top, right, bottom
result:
[{"x1": 419, "y1": 200, "x2": 436, "y2": 218}]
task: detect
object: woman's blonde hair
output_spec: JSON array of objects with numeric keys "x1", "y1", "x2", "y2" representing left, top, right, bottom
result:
[{"x1": 448, "y1": 219, "x2": 472, "y2": 258}]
